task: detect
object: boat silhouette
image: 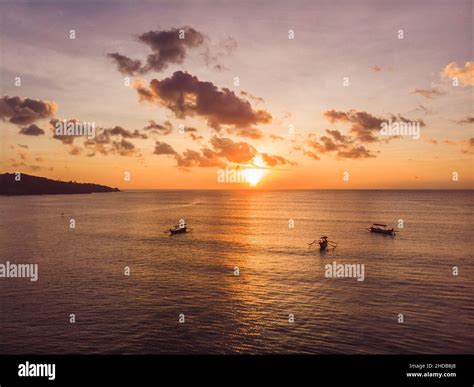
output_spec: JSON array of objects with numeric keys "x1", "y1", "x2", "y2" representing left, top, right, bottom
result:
[{"x1": 368, "y1": 223, "x2": 397, "y2": 235}]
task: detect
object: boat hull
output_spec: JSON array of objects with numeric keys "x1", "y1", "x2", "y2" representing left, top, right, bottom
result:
[
  {"x1": 170, "y1": 228, "x2": 187, "y2": 235},
  {"x1": 370, "y1": 227, "x2": 395, "y2": 235}
]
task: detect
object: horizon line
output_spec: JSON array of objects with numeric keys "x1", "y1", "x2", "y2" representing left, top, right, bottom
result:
[
  {"x1": 3, "y1": 173, "x2": 472, "y2": 191},
  {"x1": 122, "y1": 187, "x2": 474, "y2": 191}
]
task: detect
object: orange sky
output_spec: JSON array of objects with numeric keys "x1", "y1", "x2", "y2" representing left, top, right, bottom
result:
[{"x1": 1, "y1": 0, "x2": 473, "y2": 189}]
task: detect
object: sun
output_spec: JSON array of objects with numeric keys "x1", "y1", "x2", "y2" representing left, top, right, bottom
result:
[
  {"x1": 241, "y1": 168, "x2": 266, "y2": 186},
  {"x1": 241, "y1": 155, "x2": 267, "y2": 186}
]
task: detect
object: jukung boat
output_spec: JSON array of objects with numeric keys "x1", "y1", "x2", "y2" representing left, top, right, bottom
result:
[
  {"x1": 169, "y1": 223, "x2": 191, "y2": 235},
  {"x1": 318, "y1": 236, "x2": 329, "y2": 250},
  {"x1": 309, "y1": 236, "x2": 338, "y2": 251},
  {"x1": 368, "y1": 223, "x2": 396, "y2": 235}
]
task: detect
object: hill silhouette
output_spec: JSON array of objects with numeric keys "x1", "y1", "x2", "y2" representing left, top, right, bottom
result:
[{"x1": 0, "y1": 173, "x2": 120, "y2": 196}]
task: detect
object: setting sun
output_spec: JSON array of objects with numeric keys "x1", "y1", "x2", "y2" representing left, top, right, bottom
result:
[
  {"x1": 242, "y1": 167, "x2": 266, "y2": 186},
  {"x1": 241, "y1": 155, "x2": 267, "y2": 186}
]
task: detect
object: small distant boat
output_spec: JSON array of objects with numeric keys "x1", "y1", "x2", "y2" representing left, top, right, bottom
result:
[
  {"x1": 168, "y1": 223, "x2": 192, "y2": 235},
  {"x1": 170, "y1": 226, "x2": 187, "y2": 235},
  {"x1": 309, "y1": 236, "x2": 338, "y2": 251},
  {"x1": 368, "y1": 223, "x2": 396, "y2": 235},
  {"x1": 319, "y1": 236, "x2": 329, "y2": 250}
]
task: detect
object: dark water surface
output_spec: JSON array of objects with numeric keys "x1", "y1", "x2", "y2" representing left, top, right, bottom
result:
[{"x1": 0, "y1": 190, "x2": 473, "y2": 354}]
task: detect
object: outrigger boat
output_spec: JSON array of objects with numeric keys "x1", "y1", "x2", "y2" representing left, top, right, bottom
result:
[
  {"x1": 308, "y1": 236, "x2": 338, "y2": 251},
  {"x1": 168, "y1": 223, "x2": 192, "y2": 235},
  {"x1": 368, "y1": 223, "x2": 396, "y2": 235}
]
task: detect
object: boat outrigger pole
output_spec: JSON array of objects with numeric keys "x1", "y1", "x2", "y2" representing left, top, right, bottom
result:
[{"x1": 308, "y1": 236, "x2": 338, "y2": 251}]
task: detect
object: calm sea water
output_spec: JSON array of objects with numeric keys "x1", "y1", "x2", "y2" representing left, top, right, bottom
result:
[{"x1": 0, "y1": 190, "x2": 473, "y2": 354}]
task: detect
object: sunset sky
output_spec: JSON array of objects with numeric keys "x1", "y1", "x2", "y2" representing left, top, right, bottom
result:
[{"x1": 1, "y1": 0, "x2": 473, "y2": 189}]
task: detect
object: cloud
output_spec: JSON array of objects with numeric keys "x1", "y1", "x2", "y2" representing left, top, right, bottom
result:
[
  {"x1": 134, "y1": 71, "x2": 271, "y2": 132},
  {"x1": 411, "y1": 87, "x2": 446, "y2": 99},
  {"x1": 324, "y1": 109, "x2": 385, "y2": 143},
  {"x1": 425, "y1": 137, "x2": 474, "y2": 154},
  {"x1": 134, "y1": 79, "x2": 156, "y2": 102},
  {"x1": 336, "y1": 145, "x2": 375, "y2": 159},
  {"x1": 69, "y1": 145, "x2": 82, "y2": 156},
  {"x1": 318, "y1": 135, "x2": 338, "y2": 151},
  {"x1": 304, "y1": 150, "x2": 320, "y2": 160},
  {"x1": 461, "y1": 138, "x2": 474, "y2": 154},
  {"x1": 106, "y1": 53, "x2": 143, "y2": 76},
  {"x1": 239, "y1": 90, "x2": 264, "y2": 104},
  {"x1": 140, "y1": 26, "x2": 204, "y2": 72},
  {"x1": 175, "y1": 148, "x2": 225, "y2": 168},
  {"x1": 442, "y1": 62, "x2": 474, "y2": 86},
  {"x1": 227, "y1": 127, "x2": 264, "y2": 139},
  {"x1": 457, "y1": 116, "x2": 474, "y2": 125},
  {"x1": 390, "y1": 114, "x2": 426, "y2": 128},
  {"x1": 145, "y1": 121, "x2": 200, "y2": 138},
  {"x1": 114, "y1": 139, "x2": 136, "y2": 155},
  {"x1": 304, "y1": 128, "x2": 375, "y2": 160},
  {"x1": 108, "y1": 26, "x2": 205, "y2": 75},
  {"x1": 151, "y1": 138, "x2": 224, "y2": 170},
  {"x1": 9, "y1": 155, "x2": 53, "y2": 172},
  {"x1": 201, "y1": 36, "x2": 238, "y2": 71},
  {"x1": 153, "y1": 140, "x2": 177, "y2": 155},
  {"x1": 371, "y1": 65, "x2": 382, "y2": 72},
  {"x1": 19, "y1": 124, "x2": 45, "y2": 136},
  {"x1": 210, "y1": 136, "x2": 257, "y2": 163},
  {"x1": 74, "y1": 125, "x2": 145, "y2": 156},
  {"x1": 104, "y1": 126, "x2": 147, "y2": 139},
  {"x1": 9, "y1": 160, "x2": 26, "y2": 168},
  {"x1": 50, "y1": 118, "x2": 82, "y2": 144},
  {"x1": 325, "y1": 129, "x2": 353, "y2": 145},
  {"x1": 189, "y1": 133, "x2": 204, "y2": 142},
  {"x1": 144, "y1": 120, "x2": 173, "y2": 135},
  {"x1": 154, "y1": 135, "x2": 292, "y2": 170},
  {"x1": 0, "y1": 96, "x2": 57, "y2": 125},
  {"x1": 261, "y1": 153, "x2": 293, "y2": 166},
  {"x1": 323, "y1": 109, "x2": 422, "y2": 143},
  {"x1": 50, "y1": 119, "x2": 146, "y2": 146},
  {"x1": 220, "y1": 36, "x2": 238, "y2": 56},
  {"x1": 84, "y1": 138, "x2": 138, "y2": 157},
  {"x1": 416, "y1": 104, "x2": 433, "y2": 115},
  {"x1": 157, "y1": 135, "x2": 290, "y2": 170}
]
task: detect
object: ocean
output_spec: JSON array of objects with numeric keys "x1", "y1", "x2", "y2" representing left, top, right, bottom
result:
[{"x1": 0, "y1": 190, "x2": 473, "y2": 354}]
